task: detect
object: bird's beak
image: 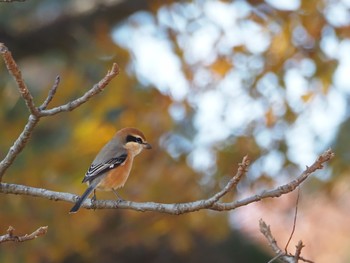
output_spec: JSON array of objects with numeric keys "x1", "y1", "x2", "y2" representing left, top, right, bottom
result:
[{"x1": 143, "y1": 143, "x2": 152, "y2": 149}]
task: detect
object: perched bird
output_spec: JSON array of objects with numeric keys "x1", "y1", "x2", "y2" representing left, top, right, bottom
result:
[{"x1": 69, "y1": 127, "x2": 151, "y2": 213}]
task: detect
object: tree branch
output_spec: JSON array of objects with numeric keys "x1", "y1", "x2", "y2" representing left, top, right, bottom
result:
[
  {"x1": 294, "y1": 241, "x2": 305, "y2": 262},
  {"x1": 210, "y1": 149, "x2": 334, "y2": 211},
  {"x1": 0, "y1": 150, "x2": 334, "y2": 215},
  {"x1": 0, "y1": 226, "x2": 48, "y2": 243},
  {"x1": 259, "y1": 219, "x2": 290, "y2": 263},
  {"x1": 0, "y1": 43, "x2": 39, "y2": 115},
  {"x1": 260, "y1": 219, "x2": 315, "y2": 263},
  {"x1": 0, "y1": 43, "x2": 120, "y2": 181},
  {"x1": 38, "y1": 75, "x2": 60, "y2": 110},
  {"x1": 38, "y1": 63, "x2": 119, "y2": 117},
  {"x1": 285, "y1": 187, "x2": 300, "y2": 253},
  {"x1": 0, "y1": 114, "x2": 39, "y2": 180}
]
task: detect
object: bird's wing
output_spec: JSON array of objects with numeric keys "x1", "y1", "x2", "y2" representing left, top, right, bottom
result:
[{"x1": 82, "y1": 153, "x2": 128, "y2": 183}]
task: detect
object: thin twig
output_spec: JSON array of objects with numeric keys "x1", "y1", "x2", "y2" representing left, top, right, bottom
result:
[
  {"x1": 39, "y1": 75, "x2": 60, "y2": 110},
  {"x1": 38, "y1": 63, "x2": 119, "y2": 116},
  {"x1": 205, "y1": 155, "x2": 249, "y2": 205},
  {"x1": 260, "y1": 218, "x2": 314, "y2": 263},
  {"x1": 267, "y1": 253, "x2": 284, "y2": 263},
  {"x1": 259, "y1": 219, "x2": 289, "y2": 262},
  {"x1": 297, "y1": 256, "x2": 314, "y2": 263},
  {"x1": 0, "y1": 226, "x2": 48, "y2": 243},
  {"x1": 285, "y1": 187, "x2": 300, "y2": 253},
  {"x1": 294, "y1": 241, "x2": 304, "y2": 262}
]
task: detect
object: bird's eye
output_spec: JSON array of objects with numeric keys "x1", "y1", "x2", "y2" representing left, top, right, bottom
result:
[{"x1": 126, "y1": 135, "x2": 143, "y2": 144}]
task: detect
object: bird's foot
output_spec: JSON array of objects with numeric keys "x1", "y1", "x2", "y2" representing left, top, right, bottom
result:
[
  {"x1": 112, "y1": 189, "x2": 125, "y2": 203},
  {"x1": 91, "y1": 190, "x2": 97, "y2": 210}
]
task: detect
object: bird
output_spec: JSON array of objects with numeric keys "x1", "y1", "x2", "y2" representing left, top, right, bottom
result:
[{"x1": 69, "y1": 127, "x2": 152, "y2": 213}]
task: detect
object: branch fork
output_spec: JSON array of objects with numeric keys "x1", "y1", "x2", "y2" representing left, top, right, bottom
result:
[
  {"x1": 0, "y1": 43, "x2": 119, "y2": 181},
  {"x1": 0, "y1": 226, "x2": 48, "y2": 243},
  {"x1": 260, "y1": 219, "x2": 314, "y2": 263}
]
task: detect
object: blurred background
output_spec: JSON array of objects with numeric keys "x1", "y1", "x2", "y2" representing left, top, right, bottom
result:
[{"x1": 1, "y1": 0, "x2": 350, "y2": 262}]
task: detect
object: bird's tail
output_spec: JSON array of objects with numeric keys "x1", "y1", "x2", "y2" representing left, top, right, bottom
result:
[{"x1": 69, "y1": 185, "x2": 95, "y2": 214}]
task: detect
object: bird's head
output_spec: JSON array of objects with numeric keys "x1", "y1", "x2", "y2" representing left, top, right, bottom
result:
[{"x1": 119, "y1": 127, "x2": 152, "y2": 156}]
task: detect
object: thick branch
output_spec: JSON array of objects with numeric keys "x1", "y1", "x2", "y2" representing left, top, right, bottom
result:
[
  {"x1": 0, "y1": 150, "x2": 334, "y2": 214},
  {"x1": 0, "y1": 226, "x2": 48, "y2": 243},
  {"x1": 0, "y1": 181, "x2": 251, "y2": 215}
]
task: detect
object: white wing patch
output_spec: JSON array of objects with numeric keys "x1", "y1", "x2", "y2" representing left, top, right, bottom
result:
[{"x1": 82, "y1": 154, "x2": 127, "y2": 183}]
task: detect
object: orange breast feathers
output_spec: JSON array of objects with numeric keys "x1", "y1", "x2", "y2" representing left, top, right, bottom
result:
[{"x1": 95, "y1": 155, "x2": 134, "y2": 191}]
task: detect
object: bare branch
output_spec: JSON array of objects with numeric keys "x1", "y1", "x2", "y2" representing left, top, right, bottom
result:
[
  {"x1": 0, "y1": 150, "x2": 333, "y2": 215},
  {"x1": 39, "y1": 75, "x2": 60, "y2": 110},
  {"x1": 0, "y1": 226, "x2": 48, "y2": 243},
  {"x1": 285, "y1": 187, "x2": 300, "y2": 253},
  {"x1": 38, "y1": 63, "x2": 119, "y2": 117},
  {"x1": 295, "y1": 244, "x2": 314, "y2": 263},
  {"x1": 209, "y1": 155, "x2": 249, "y2": 202},
  {"x1": 0, "y1": 155, "x2": 248, "y2": 214},
  {"x1": 210, "y1": 149, "x2": 334, "y2": 211},
  {"x1": 259, "y1": 219, "x2": 289, "y2": 263},
  {"x1": 0, "y1": 181, "x2": 249, "y2": 215},
  {"x1": 0, "y1": 114, "x2": 39, "y2": 180},
  {"x1": 260, "y1": 219, "x2": 315, "y2": 263},
  {"x1": 0, "y1": 43, "x2": 120, "y2": 181},
  {"x1": 0, "y1": 43, "x2": 39, "y2": 115},
  {"x1": 294, "y1": 241, "x2": 304, "y2": 262}
]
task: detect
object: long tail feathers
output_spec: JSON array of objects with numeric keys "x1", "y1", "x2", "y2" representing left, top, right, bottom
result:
[{"x1": 69, "y1": 186, "x2": 95, "y2": 214}]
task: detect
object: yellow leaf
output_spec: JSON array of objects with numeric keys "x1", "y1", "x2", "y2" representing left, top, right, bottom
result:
[
  {"x1": 269, "y1": 30, "x2": 293, "y2": 59},
  {"x1": 210, "y1": 57, "x2": 232, "y2": 76},
  {"x1": 301, "y1": 91, "x2": 315, "y2": 103}
]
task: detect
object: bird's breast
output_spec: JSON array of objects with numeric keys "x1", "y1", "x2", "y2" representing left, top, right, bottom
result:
[{"x1": 96, "y1": 156, "x2": 133, "y2": 191}]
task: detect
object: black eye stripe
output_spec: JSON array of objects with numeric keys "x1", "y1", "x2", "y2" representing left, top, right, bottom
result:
[{"x1": 126, "y1": 135, "x2": 143, "y2": 144}]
